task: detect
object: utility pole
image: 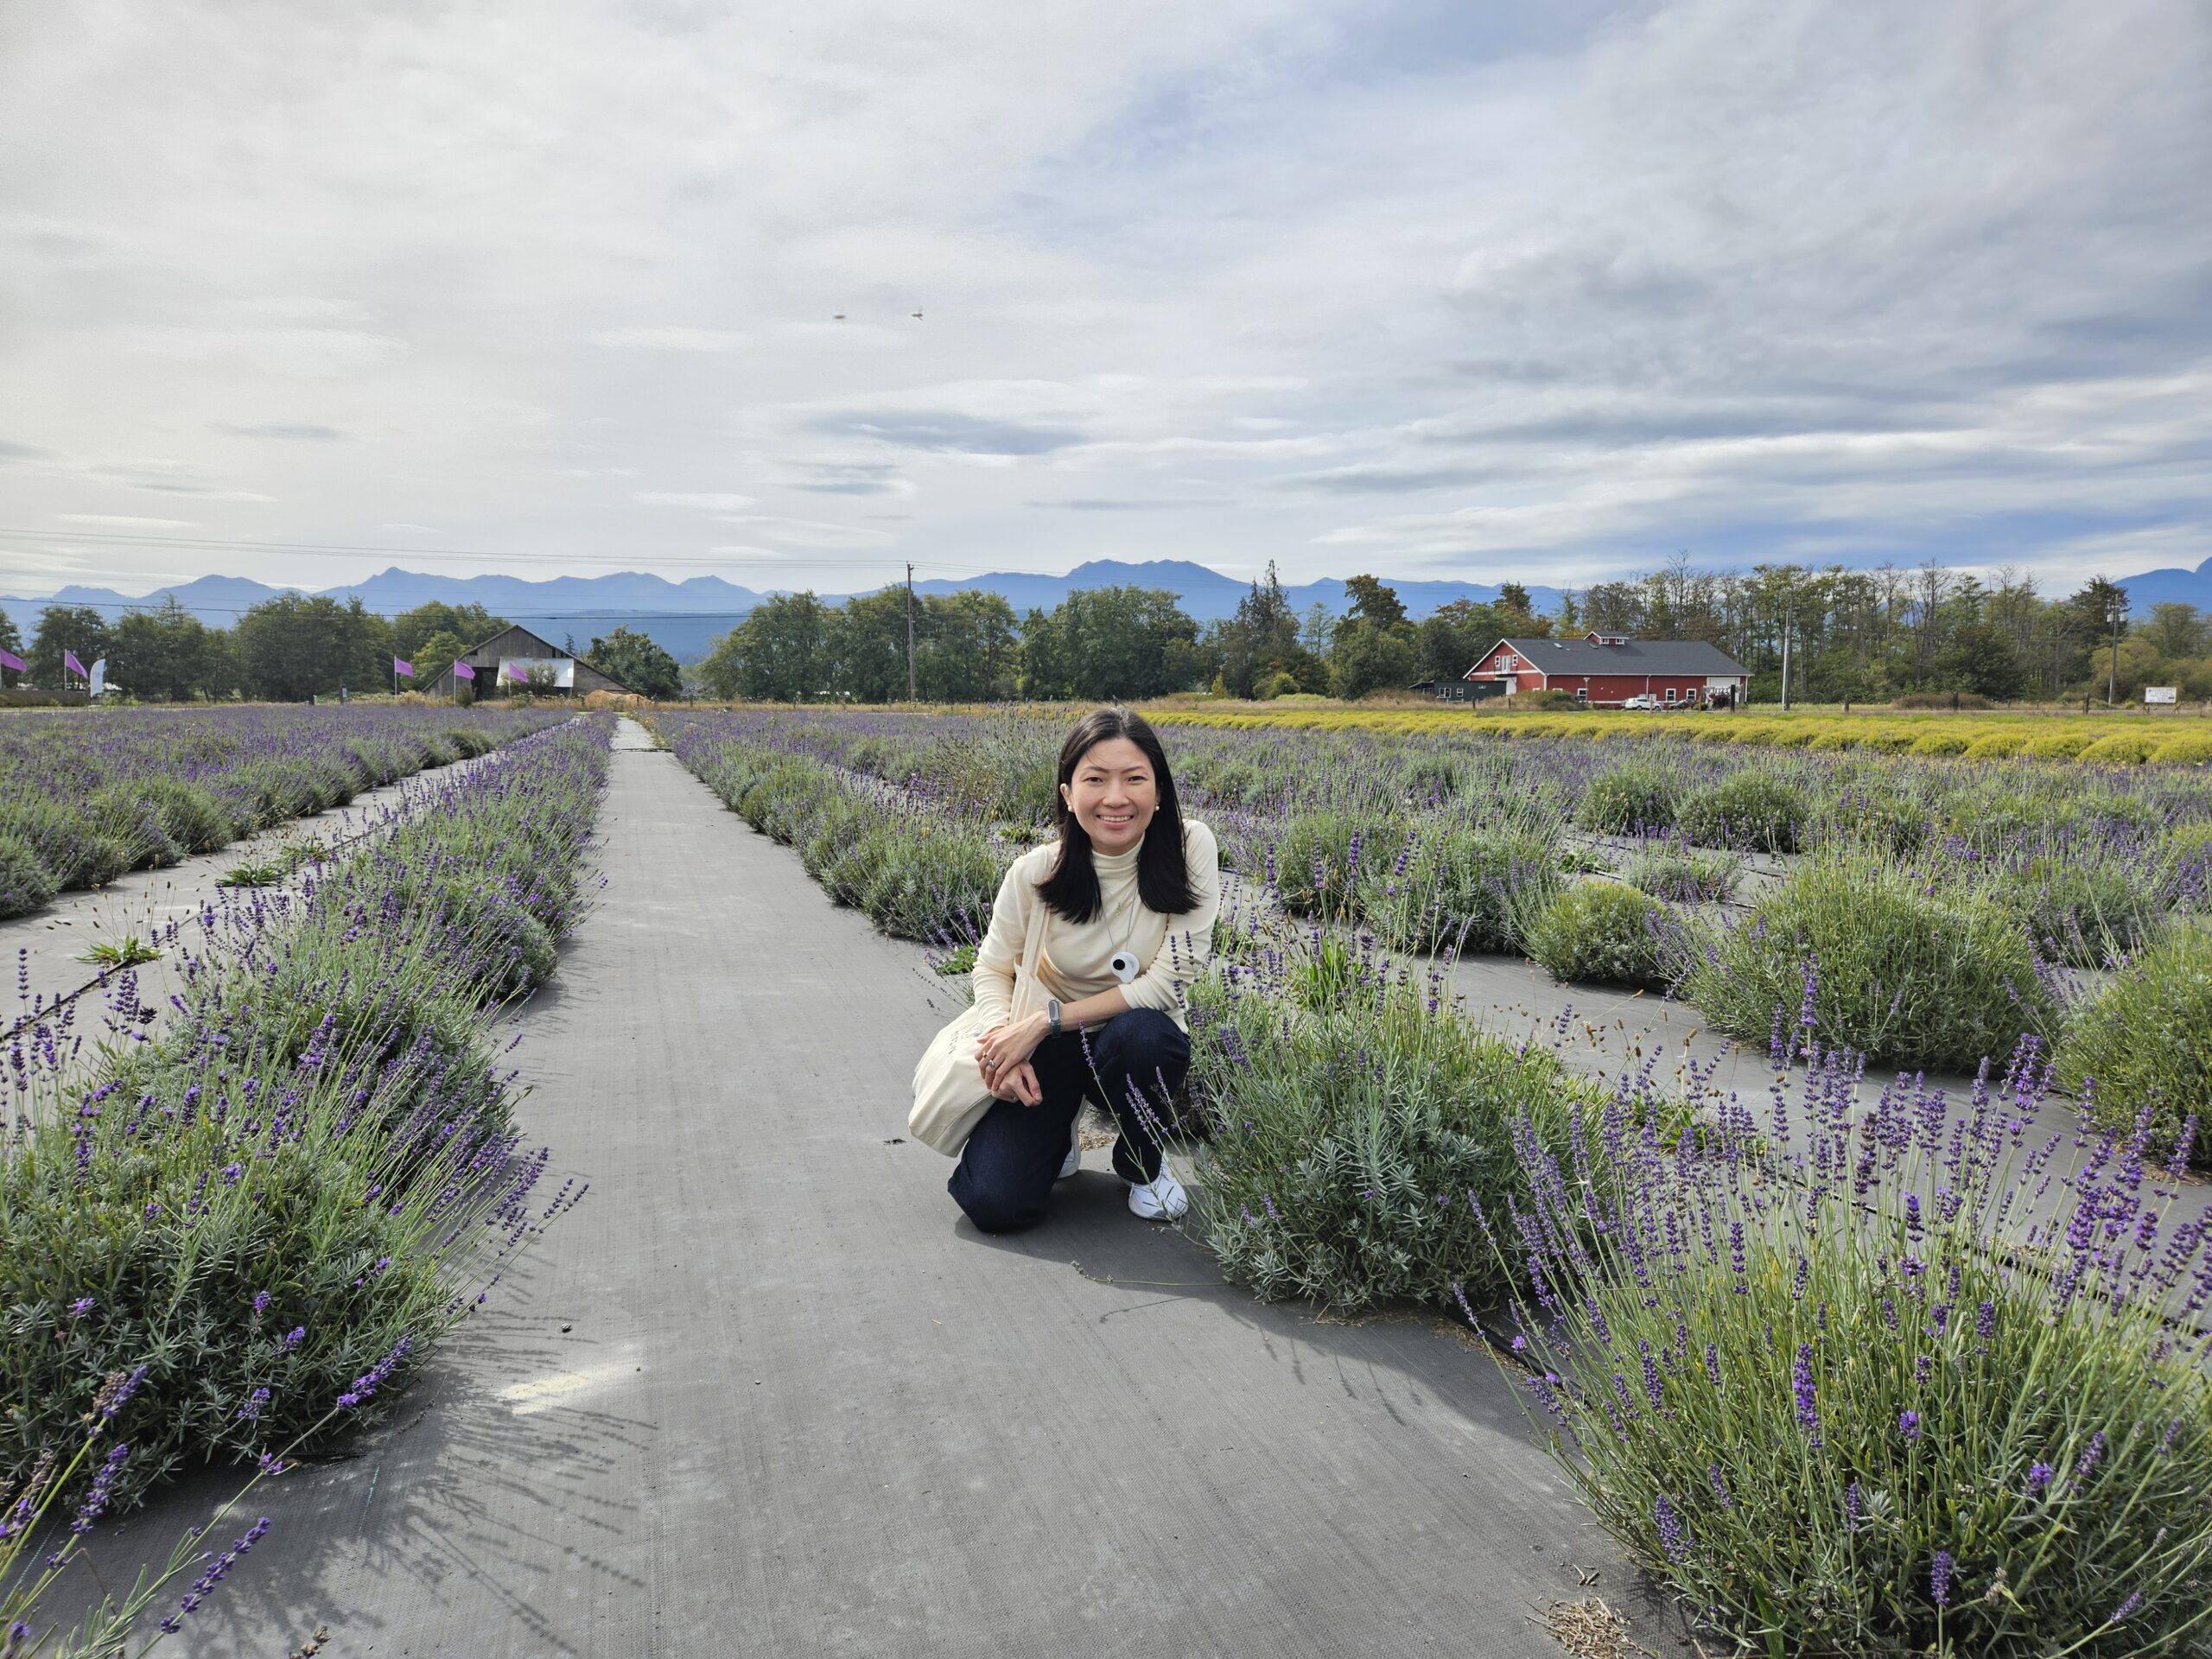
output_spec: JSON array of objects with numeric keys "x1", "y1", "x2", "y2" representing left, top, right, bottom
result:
[
  {"x1": 2108, "y1": 589, "x2": 2123, "y2": 707},
  {"x1": 905, "y1": 561, "x2": 917, "y2": 702},
  {"x1": 1778, "y1": 598, "x2": 1793, "y2": 712}
]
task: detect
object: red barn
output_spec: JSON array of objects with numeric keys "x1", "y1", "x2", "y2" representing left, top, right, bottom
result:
[{"x1": 1465, "y1": 632, "x2": 1751, "y2": 709}]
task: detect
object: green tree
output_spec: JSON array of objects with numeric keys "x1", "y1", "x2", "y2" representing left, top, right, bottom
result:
[
  {"x1": 700, "y1": 593, "x2": 832, "y2": 701},
  {"x1": 392, "y1": 601, "x2": 507, "y2": 663},
  {"x1": 110, "y1": 597, "x2": 233, "y2": 700},
  {"x1": 29, "y1": 605, "x2": 113, "y2": 687},
  {"x1": 234, "y1": 594, "x2": 389, "y2": 700},
  {"x1": 826, "y1": 587, "x2": 912, "y2": 702},
  {"x1": 916, "y1": 591, "x2": 1019, "y2": 701},
  {"x1": 0, "y1": 608, "x2": 22, "y2": 685},
  {"x1": 2140, "y1": 602, "x2": 2205, "y2": 663},
  {"x1": 587, "y1": 626, "x2": 683, "y2": 700},
  {"x1": 29, "y1": 605, "x2": 111, "y2": 687},
  {"x1": 1415, "y1": 598, "x2": 1510, "y2": 683},
  {"x1": 1342, "y1": 575, "x2": 1408, "y2": 628},
  {"x1": 1936, "y1": 620, "x2": 2026, "y2": 700},
  {"x1": 408, "y1": 630, "x2": 470, "y2": 690},
  {"x1": 1020, "y1": 586, "x2": 1204, "y2": 701},
  {"x1": 1329, "y1": 575, "x2": 1420, "y2": 699},
  {"x1": 1217, "y1": 562, "x2": 1319, "y2": 696}
]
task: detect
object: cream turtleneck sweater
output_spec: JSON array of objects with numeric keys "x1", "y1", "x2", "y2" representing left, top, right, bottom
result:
[{"x1": 970, "y1": 818, "x2": 1220, "y2": 1031}]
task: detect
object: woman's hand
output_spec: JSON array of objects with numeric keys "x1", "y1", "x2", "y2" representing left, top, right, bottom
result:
[
  {"x1": 987, "y1": 1059, "x2": 1042, "y2": 1106},
  {"x1": 976, "y1": 1011, "x2": 1049, "y2": 1082}
]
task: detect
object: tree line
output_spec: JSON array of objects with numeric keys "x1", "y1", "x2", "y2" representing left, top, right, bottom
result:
[
  {"x1": 702, "y1": 558, "x2": 2190, "y2": 705},
  {"x1": 2, "y1": 555, "x2": 2188, "y2": 706},
  {"x1": 0, "y1": 598, "x2": 682, "y2": 702}
]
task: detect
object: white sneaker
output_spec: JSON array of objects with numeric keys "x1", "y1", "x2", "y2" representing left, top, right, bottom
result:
[
  {"x1": 1057, "y1": 1122, "x2": 1082, "y2": 1181},
  {"x1": 1126, "y1": 1155, "x2": 1188, "y2": 1221}
]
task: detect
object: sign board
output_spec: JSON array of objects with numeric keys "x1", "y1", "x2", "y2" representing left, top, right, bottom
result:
[
  {"x1": 499, "y1": 657, "x2": 575, "y2": 689},
  {"x1": 2145, "y1": 685, "x2": 2178, "y2": 705}
]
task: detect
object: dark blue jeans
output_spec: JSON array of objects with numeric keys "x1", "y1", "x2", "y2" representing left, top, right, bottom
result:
[{"x1": 947, "y1": 1007, "x2": 1191, "y2": 1234}]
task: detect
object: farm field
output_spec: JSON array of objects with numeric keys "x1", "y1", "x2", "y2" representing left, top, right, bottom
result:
[
  {"x1": 648, "y1": 705, "x2": 2212, "y2": 1656},
  {"x1": 13, "y1": 702, "x2": 2212, "y2": 1656}
]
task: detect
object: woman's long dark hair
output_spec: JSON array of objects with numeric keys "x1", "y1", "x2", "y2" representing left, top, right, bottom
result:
[{"x1": 1036, "y1": 708, "x2": 1194, "y2": 924}]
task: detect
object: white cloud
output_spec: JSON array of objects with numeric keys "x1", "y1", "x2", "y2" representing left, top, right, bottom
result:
[
  {"x1": 592, "y1": 327, "x2": 750, "y2": 353},
  {"x1": 54, "y1": 512, "x2": 200, "y2": 528},
  {"x1": 0, "y1": 0, "x2": 2203, "y2": 592},
  {"x1": 637, "y1": 491, "x2": 757, "y2": 510}
]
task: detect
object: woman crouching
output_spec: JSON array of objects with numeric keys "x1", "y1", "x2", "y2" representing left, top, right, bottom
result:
[{"x1": 947, "y1": 709, "x2": 1217, "y2": 1232}]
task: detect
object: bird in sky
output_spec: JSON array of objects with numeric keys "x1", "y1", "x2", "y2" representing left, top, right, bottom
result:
[
  {"x1": 833, "y1": 312, "x2": 845, "y2": 321},
  {"x1": 911, "y1": 309, "x2": 923, "y2": 320}
]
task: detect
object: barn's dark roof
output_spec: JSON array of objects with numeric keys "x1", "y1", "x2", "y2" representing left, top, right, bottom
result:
[{"x1": 1470, "y1": 636, "x2": 1751, "y2": 677}]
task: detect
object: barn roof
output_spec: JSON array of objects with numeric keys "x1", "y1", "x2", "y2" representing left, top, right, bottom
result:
[{"x1": 1469, "y1": 636, "x2": 1751, "y2": 678}]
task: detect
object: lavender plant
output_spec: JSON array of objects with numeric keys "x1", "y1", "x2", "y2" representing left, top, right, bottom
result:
[
  {"x1": 2058, "y1": 925, "x2": 2212, "y2": 1163},
  {"x1": 0, "y1": 705, "x2": 564, "y2": 919},
  {"x1": 1186, "y1": 920, "x2": 1604, "y2": 1311},
  {"x1": 1485, "y1": 1040, "x2": 2212, "y2": 1657},
  {"x1": 1677, "y1": 850, "x2": 2057, "y2": 1074},
  {"x1": 0, "y1": 718, "x2": 608, "y2": 1513},
  {"x1": 1525, "y1": 882, "x2": 1671, "y2": 989}
]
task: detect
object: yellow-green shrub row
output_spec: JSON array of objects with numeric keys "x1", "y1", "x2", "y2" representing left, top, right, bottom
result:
[{"x1": 1144, "y1": 707, "x2": 2212, "y2": 764}]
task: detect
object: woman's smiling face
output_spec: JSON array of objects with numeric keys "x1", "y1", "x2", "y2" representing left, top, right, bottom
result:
[{"x1": 1062, "y1": 736, "x2": 1158, "y2": 855}]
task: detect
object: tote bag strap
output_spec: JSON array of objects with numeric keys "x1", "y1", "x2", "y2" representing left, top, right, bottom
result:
[{"x1": 1010, "y1": 882, "x2": 1050, "y2": 1020}]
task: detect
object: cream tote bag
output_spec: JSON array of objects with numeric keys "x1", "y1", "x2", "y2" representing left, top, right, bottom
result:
[{"x1": 908, "y1": 906, "x2": 1049, "y2": 1156}]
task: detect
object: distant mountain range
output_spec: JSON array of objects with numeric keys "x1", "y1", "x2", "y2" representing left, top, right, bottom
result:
[
  {"x1": 0, "y1": 560, "x2": 1567, "y2": 664},
  {"x1": 8, "y1": 553, "x2": 2206, "y2": 664}
]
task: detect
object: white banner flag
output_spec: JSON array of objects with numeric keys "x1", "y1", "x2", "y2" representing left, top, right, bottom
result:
[{"x1": 88, "y1": 658, "x2": 107, "y2": 697}]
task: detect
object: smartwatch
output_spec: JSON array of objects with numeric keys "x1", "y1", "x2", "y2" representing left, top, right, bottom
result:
[{"x1": 1046, "y1": 997, "x2": 1063, "y2": 1036}]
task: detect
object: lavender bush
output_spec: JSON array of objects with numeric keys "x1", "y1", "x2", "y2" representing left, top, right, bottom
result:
[
  {"x1": 2058, "y1": 925, "x2": 2212, "y2": 1160},
  {"x1": 1, "y1": 717, "x2": 608, "y2": 1513},
  {"x1": 1487, "y1": 1040, "x2": 2212, "y2": 1656},
  {"x1": 1678, "y1": 850, "x2": 2057, "y2": 1074},
  {"x1": 1186, "y1": 920, "x2": 1605, "y2": 1311},
  {"x1": 0, "y1": 705, "x2": 565, "y2": 918},
  {"x1": 1526, "y1": 881, "x2": 1671, "y2": 988}
]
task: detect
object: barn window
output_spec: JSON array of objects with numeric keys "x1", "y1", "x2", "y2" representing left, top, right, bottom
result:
[
  {"x1": 1664, "y1": 686, "x2": 1677, "y2": 705},
  {"x1": 1575, "y1": 686, "x2": 1588, "y2": 704}
]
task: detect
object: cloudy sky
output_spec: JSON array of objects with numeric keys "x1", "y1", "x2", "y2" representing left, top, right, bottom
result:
[{"x1": 2, "y1": 0, "x2": 2208, "y2": 601}]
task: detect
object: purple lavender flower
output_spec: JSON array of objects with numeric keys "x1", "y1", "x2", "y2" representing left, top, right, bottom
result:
[
  {"x1": 251, "y1": 1290, "x2": 271, "y2": 1316},
  {"x1": 1843, "y1": 1480, "x2": 1861, "y2": 1532},
  {"x1": 1791, "y1": 1343, "x2": 1821, "y2": 1448},
  {"x1": 1654, "y1": 1493, "x2": 1689, "y2": 1566},
  {"x1": 2077, "y1": 1431, "x2": 2106, "y2": 1478},
  {"x1": 69, "y1": 1443, "x2": 129, "y2": 1534},
  {"x1": 1899, "y1": 1409, "x2": 1921, "y2": 1442},
  {"x1": 1931, "y1": 1551, "x2": 1955, "y2": 1607},
  {"x1": 2027, "y1": 1461, "x2": 2054, "y2": 1495},
  {"x1": 2110, "y1": 1591, "x2": 2143, "y2": 1624}
]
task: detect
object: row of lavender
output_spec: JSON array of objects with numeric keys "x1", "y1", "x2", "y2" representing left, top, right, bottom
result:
[
  {"x1": 0, "y1": 704, "x2": 573, "y2": 920},
  {"x1": 660, "y1": 708, "x2": 2212, "y2": 1160},
  {"x1": 0, "y1": 715, "x2": 611, "y2": 1652},
  {"x1": 653, "y1": 707, "x2": 2212, "y2": 1655}
]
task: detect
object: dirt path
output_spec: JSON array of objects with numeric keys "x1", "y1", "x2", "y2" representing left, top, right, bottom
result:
[{"x1": 77, "y1": 720, "x2": 1680, "y2": 1658}]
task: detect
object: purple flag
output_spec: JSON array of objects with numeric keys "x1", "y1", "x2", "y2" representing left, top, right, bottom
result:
[
  {"x1": 64, "y1": 649, "x2": 86, "y2": 678},
  {"x1": 453, "y1": 659, "x2": 476, "y2": 681},
  {"x1": 505, "y1": 663, "x2": 529, "y2": 682},
  {"x1": 394, "y1": 656, "x2": 414, "y2": 677},
  {"x1": 0, "y1": 647, "x2": 23, "y2": 672}
]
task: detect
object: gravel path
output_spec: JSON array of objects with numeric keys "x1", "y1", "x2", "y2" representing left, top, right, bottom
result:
[{"x1": 74, "y1": 720, "x2": 1681, "y2": 1657}]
